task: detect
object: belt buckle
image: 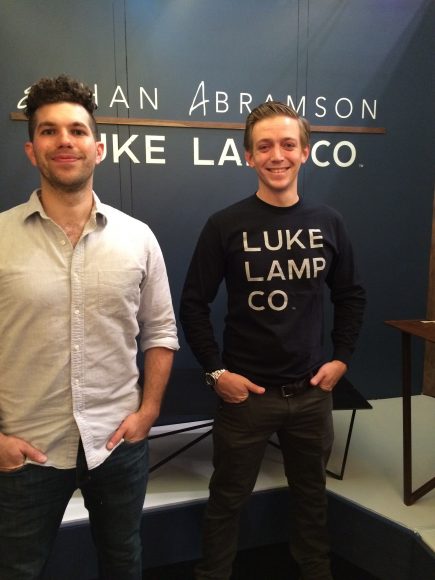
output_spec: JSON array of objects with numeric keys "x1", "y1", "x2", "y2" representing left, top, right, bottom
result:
[{"x1": 281, "y1": 384, "x2": 297, "y2": 398}]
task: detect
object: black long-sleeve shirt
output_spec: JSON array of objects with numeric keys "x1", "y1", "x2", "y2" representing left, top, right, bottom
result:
[{"x1": 180, "y1": 194, "x2": 366, "y2": 387}]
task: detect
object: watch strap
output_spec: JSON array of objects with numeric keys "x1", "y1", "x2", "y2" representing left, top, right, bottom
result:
[{"x1": 209, "y1": 369, "x2": 226, "y2": 382}]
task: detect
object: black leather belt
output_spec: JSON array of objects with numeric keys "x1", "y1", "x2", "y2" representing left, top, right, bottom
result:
[{"x1": 279, "y1": 375, "x2": 313, "y2": 398}]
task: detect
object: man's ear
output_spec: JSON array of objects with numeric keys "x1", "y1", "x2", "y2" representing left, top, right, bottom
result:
[
  {"x1": 95, "y1": 140, "x2": 105, "y2": 165},
  {"x1": 245, "y1": 150, "x2": 255, "y2": 167},
  {"x1": 24, "y1": 141, "x2": 37, "y2": 167}
]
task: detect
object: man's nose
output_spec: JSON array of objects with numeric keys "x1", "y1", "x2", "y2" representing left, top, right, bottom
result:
[
  {"x1": 57, "y1": 129, "x2": 73, "y2": 146},
  {"x1": 271, "y1": 144, "x2": 284, "y2": 160}
]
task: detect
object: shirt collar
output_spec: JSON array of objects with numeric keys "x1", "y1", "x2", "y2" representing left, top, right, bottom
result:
[{"x1": 22, "y1": 189, "x2": 108, "y2": 226}]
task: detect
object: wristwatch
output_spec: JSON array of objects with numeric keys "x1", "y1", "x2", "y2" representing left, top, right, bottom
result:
[{"x1": 205, "y1": 369, "x2": 227, "y2": 387}]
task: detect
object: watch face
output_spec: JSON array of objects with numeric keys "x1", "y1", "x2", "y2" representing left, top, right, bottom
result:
[{"x1": 205, "y1": 373, "x2": 215, "y2": 386}]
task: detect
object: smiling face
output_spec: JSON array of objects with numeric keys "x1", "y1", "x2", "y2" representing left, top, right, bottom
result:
[
  {"x1": 245, "y1": 115, "x2": 310, "y2": 207},
  {"x1": 24, "y1": 102, "x2": 104, "y2": 195}
]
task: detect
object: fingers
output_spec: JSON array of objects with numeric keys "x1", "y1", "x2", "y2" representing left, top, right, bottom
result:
[
  {"x1": 310, "y1": 371, "x2": 322, "y2": 387},
  {"x1": 310, "y1": 370, "x2": 334, "y2": 391},
  {"x1": 311, "y1": 365, "x2": 331, "y2": 386},
  {"x1": 310, "y1": 371, "x2": 338, "y2": 391},
  {"x1": 107, "y1": 411, "x2": 153, "y2": 450},
  {"x1": 318, "y1": 383, "x2": 334, "y2": 392},
  {"x1": 235, "y1": 392, "x2": 249, "y2": 402},
  {"x1": 214, "y1": 371, "x2": 265, "y2": 403},
  {"x1": 0, "y1": 464, "x2": 25, "y2": 472},
  {"x1": 106, "y1": 426, "x2": 125, "y2": 450},
  {"x1": 311, "y1": 360, "x2": 348, "y2": 391},
  {"x1": 0, "y1": 439, "x2": 47, "y2": 471},
  {"x1": 22, "y1": 443, "x2": 47, "y2": 465},
  {"x1": 247, "y1": 382, "x2": 265, "y2": 395},
  {"x1": 225, "y1": 381, "x2": 265, "y2": 402}
]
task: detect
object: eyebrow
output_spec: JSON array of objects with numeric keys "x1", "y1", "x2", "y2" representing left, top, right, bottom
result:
[
  {"x1": 36, "y1": 121, "x2": 89, "y2": 130},
  {"x1": 256, "y1": 137, "x2": 298, "y2": 144}
]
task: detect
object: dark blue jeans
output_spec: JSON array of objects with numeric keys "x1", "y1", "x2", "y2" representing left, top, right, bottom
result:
[
  {"x1": 0, "y1": 439, "x2": 148, "y2": 580},
  {"x1": 195, "y1": 386, "x2": 334, "y2": 580}
]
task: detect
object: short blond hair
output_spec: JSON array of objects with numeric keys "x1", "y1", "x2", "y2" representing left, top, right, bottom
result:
[{"x1": 244, "y1": 101, "x2": 310, "y2": 152}]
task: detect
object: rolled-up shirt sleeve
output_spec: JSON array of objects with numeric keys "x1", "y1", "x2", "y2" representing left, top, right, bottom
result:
[{"x1": 138, "y1": 231, "x2": 179, "y2": 352}]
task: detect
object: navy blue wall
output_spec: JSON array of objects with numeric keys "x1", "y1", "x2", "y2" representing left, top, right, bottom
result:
[{"x1": 1, "y1": 0, "x2": 434, "y2": 401}]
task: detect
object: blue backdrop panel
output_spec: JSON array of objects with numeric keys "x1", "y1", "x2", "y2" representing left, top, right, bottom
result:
[{"x1": 1, "y1": 0, "x2": 434, "y2": 405}]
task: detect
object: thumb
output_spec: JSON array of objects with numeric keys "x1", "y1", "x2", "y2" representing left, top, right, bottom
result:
[
  {"x1": 22, "y1": 442, "x2": 47, "y2": 464},
  {"x1": 310, "y1": 370, "x2": 323, "y2": 386},
  {"x1": 107, "y1": 425, "x2": 126, "y2": 450},
  {"x1": 247, "y1": 382, "x2": 266, "y2": 395}
]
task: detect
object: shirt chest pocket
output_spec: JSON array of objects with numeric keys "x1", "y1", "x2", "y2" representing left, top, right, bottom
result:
[{"x1": 98, "y1": 269, "x2": 142, "y2": 318}]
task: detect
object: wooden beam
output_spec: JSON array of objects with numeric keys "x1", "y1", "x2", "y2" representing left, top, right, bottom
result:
[{"x1": 9, "y1": 112, "x2": 386, "y2": 134}]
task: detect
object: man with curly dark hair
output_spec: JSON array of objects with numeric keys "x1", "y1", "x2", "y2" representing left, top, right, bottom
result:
[
  {"x1": 25, "y1": 74, "x2": 98, "y2": 140},
  {"x1": 0, "y1": 75, "x2": 179, "y2": 579}
]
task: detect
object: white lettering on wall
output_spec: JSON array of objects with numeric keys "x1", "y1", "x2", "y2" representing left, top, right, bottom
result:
[
  {"x1": 145, "y1": 135, "x2": 166, "y2": 164},
  {"x1": 217, "y1": 139, "x2": 242, "y2": 166},
  {"x1": 98, "y1": 133, "x2": 166, "y2": 164},
  {"x1": 216, "y1": 92, "x2": 229, "y2": 113},
  {"x1": 189, "y1": 81, "x2": 209, "y2": 116},
  {"x1": 109, "y1": 86, "x2": 129, "y2": 109},
  {"x1": 193, "y1": 137, "x2": 214, "y2": 165},
  {"x1": 311, "y1": 140, "x2": 357, "y2": 167},
  {"x1": 287, "y1": 95, "x2": 306, "y2": 116},
  {"x1": 139, "y1": 87, "x2": 158, "y2": 111}
]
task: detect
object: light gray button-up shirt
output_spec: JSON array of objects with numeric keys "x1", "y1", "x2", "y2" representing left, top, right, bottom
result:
[{"x1": 0, "y1": 191, "x2": 179, "y2": 469}]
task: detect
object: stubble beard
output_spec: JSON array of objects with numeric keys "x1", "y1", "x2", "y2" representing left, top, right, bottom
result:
[{"x1": 41, "y1": 166, "x2": 93, "y2": 195}]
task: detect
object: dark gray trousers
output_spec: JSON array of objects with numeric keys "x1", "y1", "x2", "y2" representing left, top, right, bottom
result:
[{"x1": 195, "y1": 386, "x2": 334, "y2": 580}]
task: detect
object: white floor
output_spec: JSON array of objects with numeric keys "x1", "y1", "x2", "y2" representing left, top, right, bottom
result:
[{"x1": 63, "y1": 395, "x2": 435, "y2": 554}]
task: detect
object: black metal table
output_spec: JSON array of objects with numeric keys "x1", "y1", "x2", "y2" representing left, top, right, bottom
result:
[{"x1": 385, "y1": 319, "x2": 435, "y2": 505}]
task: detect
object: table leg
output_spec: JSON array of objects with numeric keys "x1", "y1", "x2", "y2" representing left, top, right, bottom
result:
[
  {"x1": 401, "y1": 331, "x2": 435, "y2": 505},
  {"x1": 401, "y1": 331, "x2": 412, "y2": 505}
]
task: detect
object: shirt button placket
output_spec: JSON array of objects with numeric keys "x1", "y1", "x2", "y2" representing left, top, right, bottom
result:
[{"x1": 71, "y1": 244, "x2": 85, "y2": 416}]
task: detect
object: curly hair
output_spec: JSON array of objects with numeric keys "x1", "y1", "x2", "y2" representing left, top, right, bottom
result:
[
  {"x1": 244, "y1": 101, "x2": 310, "y2": 153},
  {"x1": 25, "y1": 74, "x2": 98, "y2": 140}
]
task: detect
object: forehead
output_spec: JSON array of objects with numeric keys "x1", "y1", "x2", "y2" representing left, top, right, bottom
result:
[
  {"x1": 34, "y1": 102, "x2": 92, "y2": 128},
  {"x1": 252, "y1": 115, "x2": 301, "y2": 143}
]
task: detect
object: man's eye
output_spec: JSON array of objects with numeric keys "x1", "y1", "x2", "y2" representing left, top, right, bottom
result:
[
  {"x1": 72, "y1": 129, "x2": 86, "y2": 135},
  {"x1": 41, "y1": 129, "x2": 55, "y2": 135}
]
